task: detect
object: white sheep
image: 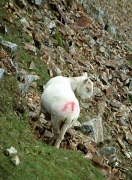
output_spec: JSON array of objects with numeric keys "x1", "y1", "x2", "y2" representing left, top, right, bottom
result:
[{"x1": 40, "y1": 72, "x2": 93, "y2": 148}]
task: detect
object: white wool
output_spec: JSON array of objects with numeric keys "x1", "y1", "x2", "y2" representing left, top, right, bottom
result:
[{"x1": 40, "y1": 73, "x2": 93, "y2": 148}]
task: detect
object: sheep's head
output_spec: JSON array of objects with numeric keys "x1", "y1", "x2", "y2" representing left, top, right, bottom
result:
[{"x1": 76, "y1": 73, "x2": 93, "y2": 99}]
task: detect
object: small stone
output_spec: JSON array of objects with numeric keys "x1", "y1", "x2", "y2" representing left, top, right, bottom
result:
[
  {"x1": 99, "y1": 46, "x2": 105, "y2": 53},
  {"x1": 129, "y1": 82, "x2": 132, "y2": 91},
  {"x1": 11, "y1": 155, "x2": 20, "y2": 166},
  {"x1": 0, "y1": 68, "x2": 5, "y2": 81},
  {"x1": 6, "y1": 147, "x2": 17, "y2": 156},
  {"x1": 1, "y1": 40, "x2": 17, "y2": 56},
  {"x1": 48, "y1": 21, "x2": 56, "y2": 33},
  {"x1": 31, "y1": 0, "x2": 42, "y2": 5},
  {"x1": 44, "y1": 130, "x2": 54, "y2": 138},
  {"x1": 108, "y1": 155, "x2": 118, "y2": 165},
  {"x1": 110, "y1": 99, "x2": 121, "y2": 108},
  {"x1": 85, "y1": 35, "x2": 96, "y2": 47},
  {"x1": 92, "y1": 152, "x2": 103, "y2": 164},
  {"x1": 94, "y1": 87, "x2": 103, "y2": 97},
  {"x1": 24, "y1": 43, "x2": 37, "y2": 56},
  {"x1": 29, "y1": 61, "x2": 35, "y2": 69},
  {"x1": 101, "y1": 72, "x2": 108, "y2": 84},
  {"x1": 101, "y1": 146, "x2": 116, "y2": 156},
  {"x1": 19, "y1": 74, "x2": 35, "y2": 93},
  {"x1": 118, "y1": 117, "x2": 128, "y2": 127},
  {"x1": 20, "y1": 18, "x2": 30, "y2": 29},
  {"x1": 120, "y1": 73, "x2": 129, "y2": 82},
  {"x1": 31, "y1": 82, "x2": 37, "y2": 88}
]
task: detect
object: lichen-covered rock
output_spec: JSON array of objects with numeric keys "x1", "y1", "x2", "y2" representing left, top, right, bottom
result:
[{"x1": 0, "y1": 40, "x2": 17, "y2": 57}]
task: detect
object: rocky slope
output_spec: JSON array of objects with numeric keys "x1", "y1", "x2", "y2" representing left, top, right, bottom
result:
[{"x1": 0, "y1": 0, "x2": 132, "y2": 179}]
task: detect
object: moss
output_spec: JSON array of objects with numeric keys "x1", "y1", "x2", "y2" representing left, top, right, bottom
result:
[
  {"x1": 0, "y1": 75, "x2": 20, "y2": 114},
  {"x1": 54, "y1": 32, "x2": 63, "y2": 47}
]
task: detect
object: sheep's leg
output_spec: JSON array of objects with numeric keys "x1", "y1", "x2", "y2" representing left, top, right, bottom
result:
[
  {"x1": 50, "y1": 117, "x2": 61, "y2": 146},
  {"x1": 49, "y1": 127, "x2": 60, "y2": 146},
  {"x1": 54, "y1": 119, "x2": 69, "y2": 149},
  {"x1": 49, "y1": 137, "x2": 56, "y2": 146}
]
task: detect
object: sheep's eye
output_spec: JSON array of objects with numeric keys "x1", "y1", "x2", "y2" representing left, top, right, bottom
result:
[{"x1": 86, "y1": 87, "x2": 90, "y2": 92}]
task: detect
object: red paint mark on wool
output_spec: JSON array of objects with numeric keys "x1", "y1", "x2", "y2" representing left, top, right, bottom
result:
[{"x1": 62, "y1": 102, "x2": 75, "y2": 112}]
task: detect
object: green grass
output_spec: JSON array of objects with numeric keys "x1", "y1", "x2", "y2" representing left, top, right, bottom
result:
[{"x1": 54, "y1": 32, "x2": 63, "y2": 47}]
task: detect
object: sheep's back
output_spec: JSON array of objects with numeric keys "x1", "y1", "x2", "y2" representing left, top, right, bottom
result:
[{"x1": 41, "y1": 82, "x2": 80, "y2": 120}]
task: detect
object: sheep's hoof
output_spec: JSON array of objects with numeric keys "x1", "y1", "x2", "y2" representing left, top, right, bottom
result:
[
  {"x1": 54, "y1": 144, "x2": 60, "y2": 149},
  {"x1": 54, "y1": 141, "x2": 60, "y2": 149}
]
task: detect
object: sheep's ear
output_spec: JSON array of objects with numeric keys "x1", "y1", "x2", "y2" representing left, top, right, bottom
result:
[
  {"x1": 82, "y1": 72, "x2": 88, "y2": 77},
  {"x1": 84, "y1": 78, "x2": 89, "y2": 83}
]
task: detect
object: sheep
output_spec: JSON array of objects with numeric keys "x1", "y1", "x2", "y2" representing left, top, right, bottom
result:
[{"x1": 40, "y1": 72, "x2": 93, "y2": 148}]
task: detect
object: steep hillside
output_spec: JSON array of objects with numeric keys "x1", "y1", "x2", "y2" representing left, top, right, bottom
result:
[{"x1": 0, "y1": 0, "x2": 132, "y2": 180}]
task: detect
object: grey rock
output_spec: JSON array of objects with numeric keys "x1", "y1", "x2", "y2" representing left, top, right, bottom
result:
[
  {"x1": 0, "y1": 40, "x2": 17, "y2": 58},
  {"x1": 108, "y1": 155, "x2": 119, "y2": 167},
  {"x1": 20, "y1": 18, "x2": 30, "y2": 29},
  {"x1": 31, "y1": 0, "x2": 42, "y2": 5},
  {"x1": 106, "y1": 23, "x2": 117, "y2": 36},
  {"x1": 0, "y1": 68, "x2": 5, "y2": 81},
  {"x1": 101, "y1": 71, "x2": 108, "y2": 84},
  {"x1": 99, "y1": 46, "x2": 106, "y2": 53},
  {"x1": 97, "y1": 15, "x2": 105, "y2": 28},
  {"x1": 48, "y1": 21, "x2": 56, "y2": 33},
  {"x1": 44, "y1": 130, "x2": 54, "y2": 138},
  {"x1": 6, "y1": 147, "x2": 17, "y2": 156},
  {"x1": 118, "y1": 117, "x2": 129, "y2": 127},
  {"x1": 24, "y1": 43, "x2": 37, "y2": 56},
  {"x1": 83, "y1": 117, "x2": 104, "y2": 143},
  {"x1": 85, "y1": 35, "x2": 96, "y2": 47},
  {"x1": 94, "y1": 86, "x2": 103, "y2": 97},
  {"x1": 19, "y1": 74, "x2": 35, "y2": 93},
  {"x1": 11, "y1": 155, "x2": 20, "y2": 166},
  {"x1": 110, "y1": 99, "x2": 122, "y2": 108},
  {"x1": 96, "y1": 6, "x2": 104, "y2": 16},
  {"x1": 129, "y1": 82, "x2": 132, "y2": 92},
  {"x1": 101, "y1": 146, "x2": 116, "y2": 156}
]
